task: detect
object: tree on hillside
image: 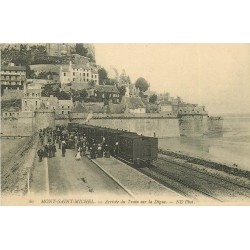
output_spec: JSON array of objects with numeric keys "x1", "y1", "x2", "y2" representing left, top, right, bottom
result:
[
  {"x1": 104, "y1": 78, "x2": 117, "y2": 85},
  {"x1": 135, "y1": 77, "x2": 149, "y2": 94},
  {"x1": 119, "y1": 69, "x2": 127, "y2": 84},
  {"x1": 98, "y1": 67, "x2": 108, "y2": 85},
  {"x1": 119, "y1": 69, "x2": 131, "y2": 85},
  {"x1": 41, "y1": 84, "x2": 60, "y2": 97},
  {"x1": 72, "y1": 89, "x2": 88, "y2": 102},
  {"x1": 55, "y1": 91, "x2": 71, "y2": 100},
  {"x1": 89, "y1": 80, "x2": 96, "y2": 88},
  {"x1": 149, "y1": 94, "x2": 157, "y2": 104},
  {"x1": 118, "y1": 85, "x2": 127, "y2": 101},
  {"x1": 75, "y1": 44, "x2": 88, "y2": 57},
  {"x1": 127, "y1": 75, "x2": 131, "y2": 85},
  {"x1": 87, "y1": 53, "x2": 96, "y2": 63},
  {"x1": 26, "y1": 66, "x2": 36, "y2": 79}
]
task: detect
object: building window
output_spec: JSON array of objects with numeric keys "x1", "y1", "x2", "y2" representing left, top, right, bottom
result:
[
  {"x1": 68, "y1": 106, "x2": 70, "y2": 108},
  {"x1": 68, "y1": 111, "x2": 70, "y2": 114},
  {"x1": 5, "y1": 113, "x2": 7, "y2": 116},
  {"x1": 36, "y1": 101, "x2": 38, "y2": 105},
  {"x1": 62, "y1": 106, "x2": 64, "y2": 108},
  {"x1": 62, "y1": 111, "x2": 64, "y2": 114},
  {"x1": 83, "y1": 73, "x2": 85, "y2": 76},
  {"x1": 64, "y1": 73, "x2": 66, "y2": 76},
  {"x1": 73, "y1": 72, "x2": 75, "y2": 76},
  {"x1": 87, "y1": 73, "x2": 89, "y2": 77}
]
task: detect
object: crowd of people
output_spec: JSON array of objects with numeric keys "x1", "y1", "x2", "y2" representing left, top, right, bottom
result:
[{"x1": 37, "y1": 126, "x2": 114, "y2": 162}]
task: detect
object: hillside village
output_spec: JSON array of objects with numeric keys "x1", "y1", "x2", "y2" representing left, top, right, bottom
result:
[{"x1": 1, "y1": 43, "x2": 208, "y2": 120}]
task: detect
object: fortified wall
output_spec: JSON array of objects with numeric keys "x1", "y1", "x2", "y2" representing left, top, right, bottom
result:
[
  {"x1": 34, "y1": 110, "x2": 55, "y2": 131},
  {"x1": 179, "y1": 114, "x2": 208, "y2": 137},
  {"x1": 1, "y1": 110, "x2": 55, "y2": 136},
  {"x1": 56, "y1": 114, "x2": 180, "y2": 138},
  {"x1": 2, "y1": 112, "x2": 221, "y2": 137},
  {"x1": 87, "y1": 117, "x2": 180, "y2": 138},
  {"x1": 208, "y1": 116, "x2": 223, "y2": 132}
]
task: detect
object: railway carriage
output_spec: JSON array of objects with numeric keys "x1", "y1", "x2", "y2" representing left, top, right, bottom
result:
[{"x1": 118, "y1": 134, "x2": 158, "y2": 165}]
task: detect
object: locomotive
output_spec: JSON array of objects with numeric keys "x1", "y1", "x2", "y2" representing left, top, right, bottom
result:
[{"x1": 66, "y1": 123, "x2": 158, "y2": 166}]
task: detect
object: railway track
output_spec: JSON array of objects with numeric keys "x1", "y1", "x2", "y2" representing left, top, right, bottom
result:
[
  {"x1": 114, "y1": 155, "x2": 221, "y2": 202},
  {"x1": 153, "y1": 157, "x2": 250, "y2": 202},
  {"x1": 158, "y1": 156, "x2": 250, "y2": 194},
  {"x1": 140, "y1": 165, "x2": 223, "y2": 202},
  {"x1": 114, "y1": 154, "x2": 250, "y2": 202}
]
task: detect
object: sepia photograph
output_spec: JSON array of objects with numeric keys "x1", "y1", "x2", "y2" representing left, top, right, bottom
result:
[
  {"x1": 1, "y1": 2, "x2": 250, "y2": 250},
  {"x1": 1, "y1": 43, "x2": 250, "y2": 206}
]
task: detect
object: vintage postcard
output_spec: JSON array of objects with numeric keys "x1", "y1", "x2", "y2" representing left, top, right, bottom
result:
[{"x1": 1, "y1": 43, "x2": 250, "y2": 206}]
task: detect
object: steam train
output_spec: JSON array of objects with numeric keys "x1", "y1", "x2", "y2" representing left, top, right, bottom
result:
[{"x1": 67, "y1": 122, "x2": 158, "y2": 165}]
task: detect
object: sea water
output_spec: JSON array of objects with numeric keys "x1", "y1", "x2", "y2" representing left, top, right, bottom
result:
[{"x1": 159, "y1": 113, "x2": 250, "y2": 172}]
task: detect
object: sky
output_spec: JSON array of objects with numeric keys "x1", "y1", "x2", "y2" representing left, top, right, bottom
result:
[{"x1": 95, "y1": 44, "x2": 250, "y2": 115}]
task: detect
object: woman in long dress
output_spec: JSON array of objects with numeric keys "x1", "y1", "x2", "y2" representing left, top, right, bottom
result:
[{"x1": 75, "y1": 150, "x2": 81, "y2": 161}]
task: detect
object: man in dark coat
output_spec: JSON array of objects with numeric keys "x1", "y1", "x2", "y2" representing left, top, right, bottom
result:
[
  {"x1": 90, "y1": 143, "x2": 96, "y2": 159},
  {"x1": 37, "y1": 148, "x2": 44, "y2": 162},
  {"x1": 43, "y1": 145, "x2": 48, "y2": 157},
  {"x1": 104, "y1": 144, "x2": 110, "y2": 158},
  {"x1": 52, "y1": 144, "x2": 57, "y2": 157},
  {"x1": 48, "y1": 143, "x2": 53, "y2": 158}
]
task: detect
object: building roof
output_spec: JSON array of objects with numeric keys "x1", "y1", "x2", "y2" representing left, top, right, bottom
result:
[
  {"x1": 160, "y1": 100, "x2": 172, "y2": 105},
  {"x1": 60, "y1": 64, "x2": 71, "y2": 72},
  {"x1": 58, "y1": 99, "x2": 73, "y2": 103},
  {"x1": 71, "y1": 102, "x2": 87, "y2": 113},
  {"x1": 83, "y1": 103, "x2": 104, "y2": 113},
  {"x1": 124, "y1": 97, "x2": 145, "y2": 109},
  {"x1": 1, "y1": 65, "x2": 26, "y2": 71},
  {"x1": 95, "y1": 85, "x2": 119, "y2": 93},
  {"x1": 108, "y1": 103, "x2": 124, "y2": 114}
]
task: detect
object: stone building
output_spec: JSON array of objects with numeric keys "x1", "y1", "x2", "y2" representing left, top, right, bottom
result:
[
  {"x1": 40, "y1": 95, "x2": 59, "y2": 111},
  {"x1": 121, "y1": 96, "x2": 146, "y2": 114},
  {"x1": 22, "y1": 83, "x2": 41, "y2": 112},
  {"x1": 1, "y1": 64, "x2": 26, "y2": 91},
  {"x1": 93, "y1": 85, "x2": 120, "y2": 104},
  {"x1": 46, "y1": 43, "x2": 75, "y2": 56},
  {"x1": 58, "y1": 99, "x2": 73, "y2": 115},
  {"x1": 59, "y1": 62, "x2": 99, "y2": 86},
  {"x1": 1, "y1": 107, "x2": 20, "y2": 118}
]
